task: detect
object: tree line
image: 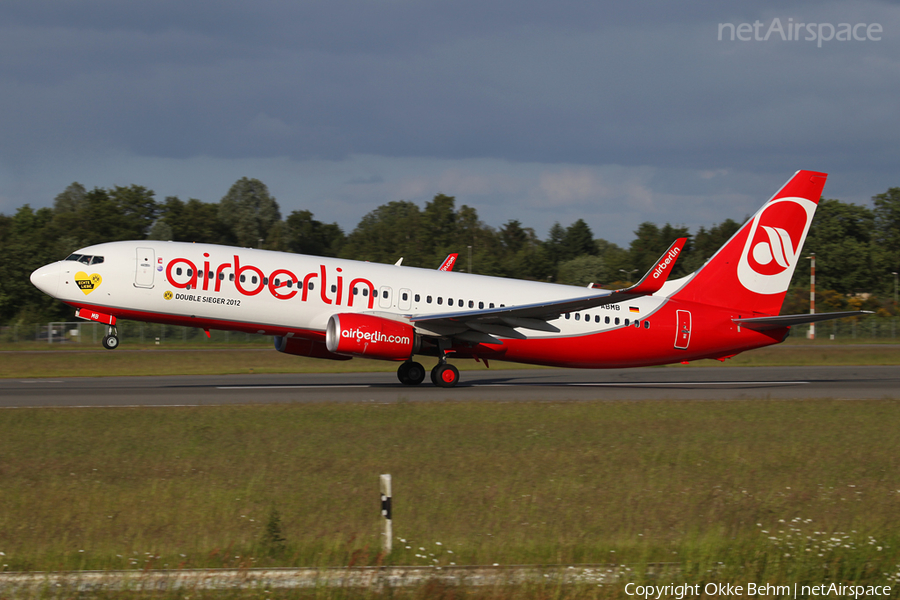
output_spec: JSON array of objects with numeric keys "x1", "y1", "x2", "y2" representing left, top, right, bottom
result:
[{"x1": 2, "y1": 177, "x2": 899, "y2": 325}]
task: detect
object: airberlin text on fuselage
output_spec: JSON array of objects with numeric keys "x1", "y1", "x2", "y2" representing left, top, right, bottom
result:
[{"x1": 165, "y1": 254, "x2": 376, "y2": 308}]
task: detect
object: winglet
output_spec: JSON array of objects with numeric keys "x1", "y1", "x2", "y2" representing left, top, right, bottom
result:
[
  {"x1": 622, "y1": 237, "x2": 687, "y2": 295},
  {"x1": 438, "y1": 254, "x2": 458, "y2": 271}
]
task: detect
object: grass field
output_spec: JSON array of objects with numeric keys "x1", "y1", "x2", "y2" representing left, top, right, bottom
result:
[{"x1": 1, "y1": 399, "x2": 899, "y2": 599}]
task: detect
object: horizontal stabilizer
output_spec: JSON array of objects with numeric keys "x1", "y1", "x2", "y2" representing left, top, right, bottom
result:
[{"x1": 734, "y1": 311, "x2": 873, "y2": 332}]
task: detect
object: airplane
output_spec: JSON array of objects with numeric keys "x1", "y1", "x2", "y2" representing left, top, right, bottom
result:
[{"x1": 30, "y1": 170, "x2": 867, "y2": 387}]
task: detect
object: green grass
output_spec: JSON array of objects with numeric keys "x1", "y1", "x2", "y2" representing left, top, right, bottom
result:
[
  {"x1": 1, "y1": 399, "x2": 898, "y2": 597},
  {"x1": 3, "y1": 343, "x2": 900, "y2": 379}
]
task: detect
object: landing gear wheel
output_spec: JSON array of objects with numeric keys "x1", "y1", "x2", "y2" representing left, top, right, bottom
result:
[
  {"x1": 102, "y1": 335, "x2": 119, "y2": 350},
  {"x1": 431, "y1": 363, "x2": 460, "y2": 388},
  {"x1": 397, "y1": 361, "x2": 426, "y2": 385}
]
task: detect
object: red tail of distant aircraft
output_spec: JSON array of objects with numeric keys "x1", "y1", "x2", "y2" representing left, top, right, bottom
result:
[{"x1": 30, "y1": 170, "x2": 866, "y2": 387}]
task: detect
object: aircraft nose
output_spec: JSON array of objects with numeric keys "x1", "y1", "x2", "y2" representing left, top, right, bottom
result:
[{"x1": 30, "y1": 263, "x2": 61, "y2": 297}]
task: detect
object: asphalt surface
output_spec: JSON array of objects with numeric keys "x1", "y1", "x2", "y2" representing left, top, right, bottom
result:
[{"x1": 2, "y1": 365, "x2": 899, "y2": 407}]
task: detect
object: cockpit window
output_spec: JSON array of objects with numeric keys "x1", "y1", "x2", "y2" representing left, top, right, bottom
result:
[{"x1": 64, "y1": 253, "x2": 104, "y2": 265}]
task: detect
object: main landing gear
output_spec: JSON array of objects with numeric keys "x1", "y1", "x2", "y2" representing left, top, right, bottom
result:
[
  {"x1": 431, "y1": 362, "x2": 459, "y2": 387},
  {"x1": 397, "y1": 360, "x2": 426, "y2": 385},
  {"x1": 102, "y1": 325, "x2": 119, "y2": 350},
  {"x1": 396, "y1": 356, "x2": 460, "y2": 388}
]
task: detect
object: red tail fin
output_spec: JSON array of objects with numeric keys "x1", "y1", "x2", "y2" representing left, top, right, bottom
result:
[{"x1": 673, "y1": 170, "x2": 827, "y2": 315}]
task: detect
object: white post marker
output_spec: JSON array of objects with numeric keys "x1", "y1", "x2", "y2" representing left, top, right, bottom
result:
[{"x1": 380, "y1": 474, "x2": 392, "y2": 554}]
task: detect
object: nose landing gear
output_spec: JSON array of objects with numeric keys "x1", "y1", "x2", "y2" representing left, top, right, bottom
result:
[{"x1": 102, "y1": 325, "x2": 119, "y2": 350}]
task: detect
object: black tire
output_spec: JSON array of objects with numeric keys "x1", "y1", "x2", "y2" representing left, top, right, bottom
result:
[
  {"x1": 433, "y1": 364, "x2": 460, "y2": 388},
  {"x1": 406, "y1": 361, "x2": 426, "y2": 385},
  {"x1": 102, "y1": 335, "x2": 119, "y2": 350}
]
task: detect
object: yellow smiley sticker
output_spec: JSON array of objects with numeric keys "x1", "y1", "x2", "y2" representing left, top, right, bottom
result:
[
  {"x1": 163, "y1": 290, "x2": 173, "y2": 300},
  {"x1": 74, "y1": 271, "x2": 102, "y2": 295}
]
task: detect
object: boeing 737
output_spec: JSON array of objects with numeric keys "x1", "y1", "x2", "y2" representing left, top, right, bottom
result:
[{"x1": 30, "y1": 170, "x2": 865, "y2": 387}]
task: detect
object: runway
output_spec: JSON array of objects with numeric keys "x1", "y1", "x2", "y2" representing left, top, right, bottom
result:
[{"x1": 2, "y1": 365, "x2": 899, "y2": 407}]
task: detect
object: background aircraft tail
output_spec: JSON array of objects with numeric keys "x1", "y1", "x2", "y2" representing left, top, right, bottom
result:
[{"x1": 673, "y1": 170, "x2": 827, "y2": 316}]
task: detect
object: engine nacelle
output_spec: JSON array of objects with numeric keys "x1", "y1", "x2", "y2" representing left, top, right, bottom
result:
[
  {"x1": 274, "y1": 335, "x2": 352, "y2": 361},
  {"x1": 325, "y1": 313, "x2": 417, "y2": 361}
]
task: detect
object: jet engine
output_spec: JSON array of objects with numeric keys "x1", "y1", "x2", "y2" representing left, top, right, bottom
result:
[{"x1": 325, "y1": 313, "x2": 418, "y2": 360}]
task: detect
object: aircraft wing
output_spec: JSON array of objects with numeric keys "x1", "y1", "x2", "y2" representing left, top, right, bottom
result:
[
  {"x1": 408, "y1": 238, "x2": 686, "y2": 342},
  {"x1": 733, "y1": 311, "x2": 873, "y2": 332}
]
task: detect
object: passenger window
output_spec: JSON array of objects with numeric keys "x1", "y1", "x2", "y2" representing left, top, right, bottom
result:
[
  {"x1": 644, "y1": 321, "x2": 650, "y2": 329},
  {"x1": 229, "y1": 273, "x2": 235, "y2": 282},
  {"x1": 309, "y1": 282, "x2": 315, "y2": 290},
  {"x1": 625, "y1": 319, "x2": 630, "y2": 326},
  {"x1": 595, "y1": 315, "x2": 600, "y2": 323},
  {"x1": 286, "y1": 280, "x2": 292, "y2": 288},
  {"x1": 427, "y1": 296, "x2": 432, "y2": 303},
  {"x1": 402, "y1": 292, "x2": 408, "y2": 301},
  {"x1": 448, "y1": 298, "x2": 454, "y2": 306},
  {"x1": 479, "y1": 301, "x2": 484, "y2": 309},
  {"x1": 209, "y1": 271, "x2": 214, "y2": 280},
  {"x1": 219, "y1": 272, "x2": 225, "y2": 280},
  {"x1": 383, "y1": 290, "x2": 389, "y2": 298},
  {"x1": 415, "y1": 294, "x2": 420, "y2": 302},
  {"x1": 263, "y1": 277, "x2": 268, "y2": 285},
  {"x1": 565, "y1": 313, "x2": 570, "y2": 320},
  {"x1": 489, "y1": 303, "x2": 495, "y2": 309},
  {"x1": 437, "y1": 297, "x2": 443, "y2": 305},
  {"x1": 615, "y1": 317, "x2": 620, "y2": 325},
  {"x1": 188, "y1": 269, "x2": 194, "y2": 277},
  {"x1": 240, "y1": 274, "x2": 245, "y2": 282},
  {"x1": 251, "y1": 276, "x2": 258, "y2": 284},
  {"x1": 331, "y1": 284, "x2": 336, "y2": 293},
  {"x1": 176, "y1": 267, "x2": 183, "y2": 276},
  {"x1": 575, "y1": 313, "x2": 580, "y2": 321},
  {"x1": 274, "y1": 278, "x2": 280, "y2": 286},
  {"x1": 605, "y1": 316, "x2": 610, "y2": 324}
]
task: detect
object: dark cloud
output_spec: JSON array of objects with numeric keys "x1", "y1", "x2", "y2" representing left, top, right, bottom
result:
[{"x1": 1, "y1": 0, "x2": 898, "y2": 234}]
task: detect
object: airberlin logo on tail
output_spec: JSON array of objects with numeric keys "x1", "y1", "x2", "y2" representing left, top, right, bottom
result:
[
  {"x1": 751, "y1": 226, "x2": 795, "y2": 273},
  {"x1": 737, "y1": 197, "x2": 816, "y2": 295}
]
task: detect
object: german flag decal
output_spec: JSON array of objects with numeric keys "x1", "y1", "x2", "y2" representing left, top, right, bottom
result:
[{"x1": 629, "y1": 306, "x2": 640, "y2": 313}]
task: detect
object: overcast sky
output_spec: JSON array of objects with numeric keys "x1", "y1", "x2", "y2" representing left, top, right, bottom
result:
[{"x1": 1, "y1": 0, "x2": 897, "y2": 245}]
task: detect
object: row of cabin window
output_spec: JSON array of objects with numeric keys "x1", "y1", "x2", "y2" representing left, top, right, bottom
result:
[
  {"x1": 177, "y1": 267, "x2": 469, "y2": 307},
  {"x1": 174, "y1": 268, "x2": 503, "y2": 308},
  {"x1": 565, "y1": 312, "x2": 651, "y2": 329}
]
